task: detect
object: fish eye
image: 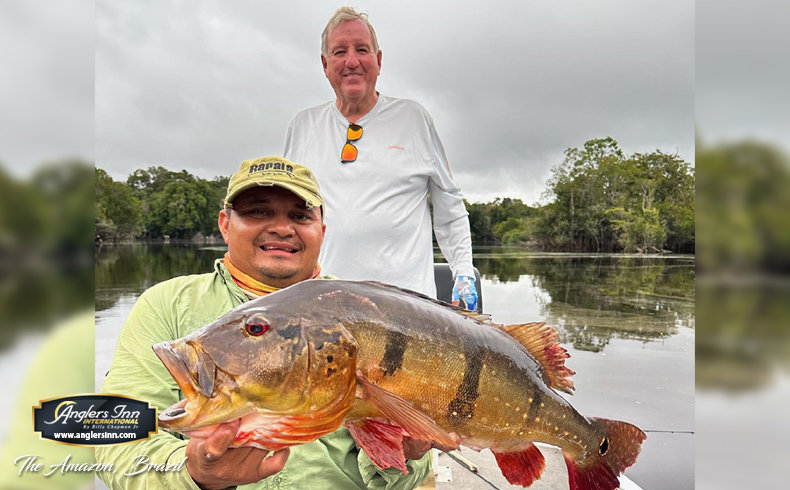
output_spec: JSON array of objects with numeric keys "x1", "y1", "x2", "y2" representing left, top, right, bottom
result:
[
  {"x1": 245, "y1": 317, "x2": 269, "y2": 337},
  {"x1": 599, "y1": 436, "x2": 609, "y2": 455}
]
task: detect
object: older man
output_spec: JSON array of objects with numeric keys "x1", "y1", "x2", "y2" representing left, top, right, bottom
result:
[
  {"x1": 284, "y1": 6, "x2": 478, "y2": 310},
  {"x1": 96, "y1": 156, "x2": 431, "y2": 489}
]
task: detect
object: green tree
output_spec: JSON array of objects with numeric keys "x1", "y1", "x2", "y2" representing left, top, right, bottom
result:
[
  {"x1": 149, "y1": 181, "x2": 208, "y2": 239},
  {"x1": 194, "y1": 177, "x2": 229, "y2": 235},
  {"x1": 606, "y1": 207, "x2": 666, "y2": 252},
  {"x1": 32, "y1": 161, "x2": 96, "y2": 253},
  {"x1": 544, "y1": 137, "x2": 625, "y2": 251},
  {"x1": 466, "y1": 198, "x2": 537, "y2": 245},
  {"x1": 535, "y1": 138, "x2": 694, "y2": 253},
  {"x1": 697, "y1": 140, "x2": 790, "y2": 272},
  {"x1": 96, "y1": 167, "x2": 143, "y2": 240},
  {"x1": 127, "y1": 166, "x2": 195, "y2": 194}
]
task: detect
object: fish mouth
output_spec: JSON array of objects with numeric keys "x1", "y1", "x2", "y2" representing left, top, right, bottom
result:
[
  {"x1": 153, "y1": 340, "x2": 253, "y2": 431},
  {"x1": 153, "y1": 341, "x2": 197, "y2": 397},
  {"x1": 153, "y1": 340, "x2": 222, "y2": 429},
  {"x1": 159, "y1": 397, "x2": 189, "y2": 423}
]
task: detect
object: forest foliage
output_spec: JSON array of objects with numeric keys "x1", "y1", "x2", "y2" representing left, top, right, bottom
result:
[
  {"x1": 95, "y1": 138, "x2": 695, "y2": 252},
  {"x1": 96, "y1": 166, "x2": 228, "y2": 240},
  {"x1": 468, "y1": 137, "x2": 694, "y2": 252}
]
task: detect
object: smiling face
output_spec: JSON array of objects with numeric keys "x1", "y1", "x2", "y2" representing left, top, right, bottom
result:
[
  {"x1": 219, "y1": 186, "x2": 326, "y2": 288},
  {"x1": 322, "y1": 18, "x2": 382, "y2": 109}
]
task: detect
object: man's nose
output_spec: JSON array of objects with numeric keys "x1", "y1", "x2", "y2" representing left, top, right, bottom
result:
[
  {"x1": 345, "y1": 51, "x2": 360, "y2": 68},
  {"x1": 265, "y1": 215, "x2": 295, "y2": 236}
]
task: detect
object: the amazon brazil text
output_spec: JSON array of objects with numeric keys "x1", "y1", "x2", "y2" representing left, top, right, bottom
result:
[{"x1": 13, "y1": 454, "x2": 187, "y2": 477}]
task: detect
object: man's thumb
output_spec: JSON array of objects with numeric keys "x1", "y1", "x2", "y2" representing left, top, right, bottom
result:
[{"x1": 203, "y1": 419, "x2": 240, "y2": 459}]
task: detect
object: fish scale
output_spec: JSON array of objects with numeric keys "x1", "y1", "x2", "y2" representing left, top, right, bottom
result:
[
  {"x1": 154, "y1": 279, "x2": 645, "y2": 490},
  {"x1": 338, "y1": 293, "x2": 588, "y2": 453},
  {"x1": 344, "y1": 303, "x2": 580, "y2": 447}
]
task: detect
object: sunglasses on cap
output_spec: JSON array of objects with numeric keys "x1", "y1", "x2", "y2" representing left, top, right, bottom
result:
[{"x1": 341, "y1": 124, "x2": 363, "y2": 163}]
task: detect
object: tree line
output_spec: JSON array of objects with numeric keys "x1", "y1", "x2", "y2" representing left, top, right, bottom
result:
[
  {"x1": 467, "y1": 137, "x2": 695, "y2": 253},
  {"x1": 469, "y1": 137, "x2": 694, "y2": 253},
  {"x1": 96, "y1": 166, "x2": 228, "y2": 240},
  {"x1": 1, "y1": 161, "x2": 94, "y2": 347},
  {"x1": 96, "y1": 137, "x2": 695, "y2": 253}
]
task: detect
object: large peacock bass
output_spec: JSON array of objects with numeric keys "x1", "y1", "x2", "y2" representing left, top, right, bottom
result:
[{"x1": 153, "y1": 279, "x2": 645, "y2": 489}]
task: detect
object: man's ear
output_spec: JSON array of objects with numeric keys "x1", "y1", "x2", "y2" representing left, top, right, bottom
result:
[
  {"x1": 321, "y1": 54, "x2": 329, "y2": 77},
  {"x1": 218, "y1": 209, "x2": 230, "y2": 243}
]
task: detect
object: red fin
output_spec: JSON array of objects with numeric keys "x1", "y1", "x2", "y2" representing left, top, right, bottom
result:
[
  {"x1": 345, "y1": 419, "x2": 408, "y2": 473},
  {"x1": 356, "y1": 373, "x2": 460, "y2": 451},
  {"x1": 492, "y1": 443, "x2": 546, "y2": 487},
  {"x1": 501, "y1": 322, "x2": 576, "y2": 394},
  {"x1": 563, "y1": 418, "x2": 646, "y2": 490}
]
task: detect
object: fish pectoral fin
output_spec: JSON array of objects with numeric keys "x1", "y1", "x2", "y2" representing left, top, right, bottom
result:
[
  {"x1": 345, "y1": 418, "x2": 408, "y2": 473},
  {"x1": 355, "y1": 373, "x2": 460, "y2": 451},
  {"x1": 501, "y1": 322, "x2": 576, "y2": 394},
  {"x1": 492, "y1": 443, "x2": 546, "y2": 487}
]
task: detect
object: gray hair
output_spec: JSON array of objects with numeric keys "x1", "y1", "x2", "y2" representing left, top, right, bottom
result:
[{"x1": 321, "y1": 6, "x2": 380, "y2": 56}]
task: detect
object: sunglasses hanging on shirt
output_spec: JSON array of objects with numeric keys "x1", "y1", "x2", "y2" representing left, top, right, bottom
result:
[{"x1": 341, "y1": 124, "x2": 363, "y2": 163}]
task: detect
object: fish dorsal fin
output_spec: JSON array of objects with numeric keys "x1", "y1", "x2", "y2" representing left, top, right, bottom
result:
[{"x1": 500, "y1": 322, "x2": 576, "y2": 394}]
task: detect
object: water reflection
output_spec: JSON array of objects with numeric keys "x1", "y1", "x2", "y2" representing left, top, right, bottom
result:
[
  {"x1": 697, "y1": 282, "x2": 790, "y2": 392},
  {"x1": 95, "y1": 243, "x2": 224, "y2": 311},
  {"x1": 0, "y1": 258, "x2": 93, "y2": 352},
  {"x1": 97, "y1": 244, "x2": 696, "y2": 489},
  {"x1": 469, "y1": 248, "x2": 695, "y2": 352},
  {"x1": 99, "y1": 245, "x2": 696, "y2": 356}
]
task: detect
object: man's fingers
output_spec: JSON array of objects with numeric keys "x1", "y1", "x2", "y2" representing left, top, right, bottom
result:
[
  {"x1": 256, "y1": 448, "x2": 290, "y2": 480},
  {"x1": 202, "y1": 419, "x2": 241, "y2": 461}
]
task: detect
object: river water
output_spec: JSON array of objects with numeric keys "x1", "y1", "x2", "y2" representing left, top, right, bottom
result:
[{"x1": 95, "y1": 244, "x2": 695, "y2": 489}]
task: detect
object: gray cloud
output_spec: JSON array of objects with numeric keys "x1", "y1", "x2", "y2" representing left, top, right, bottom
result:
[
  {"x1": 696, "y1": 0, "x2": 790, "y2": 149},
  {"x1": 0, "y1": 1, "x2": 94, "y2": 175},
  {"x1": 94, "y1": 0, "x2": 693, "y2": 203}
]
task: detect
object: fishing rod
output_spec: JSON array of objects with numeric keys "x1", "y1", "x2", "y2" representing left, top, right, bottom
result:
[{"x1": 444, "y1": 450, "x2": 502, "y2": 490}]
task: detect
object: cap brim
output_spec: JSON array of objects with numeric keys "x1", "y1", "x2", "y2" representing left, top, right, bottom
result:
[{"x1": 225, "y1": 180, "x2": 323, "y2": 212}]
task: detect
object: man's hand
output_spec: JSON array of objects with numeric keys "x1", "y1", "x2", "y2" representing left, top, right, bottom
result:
[
  {"x1": 185, "y1": 419, "x2": 289, "y2": 490},
  {"x1": 451, "y1": 275, "x2": 478, "y2": 311}
]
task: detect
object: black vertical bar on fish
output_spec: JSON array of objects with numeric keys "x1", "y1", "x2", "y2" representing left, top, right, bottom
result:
[
  {"x1": 381, "y1": 330, "x2": 408, "y2": 376},
  {"x1": 446, "y1": 343, "x2": 483, "y2": 426},
  {"x1": 523, "y1": 391, "x2": 543, "y2": 429}
]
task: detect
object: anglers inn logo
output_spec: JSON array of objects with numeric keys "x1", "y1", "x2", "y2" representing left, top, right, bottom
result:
[{"x1": 33, "y1": 394, "x2": 157, "y2": 446}]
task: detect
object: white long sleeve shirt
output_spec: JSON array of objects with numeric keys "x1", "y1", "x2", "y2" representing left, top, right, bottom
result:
[{"x1": 284, "y1": 95, "x2": 474, "y2": 296}]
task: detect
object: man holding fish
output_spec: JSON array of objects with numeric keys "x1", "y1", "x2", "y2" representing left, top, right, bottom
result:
[
  {"x1": 99, "y1": 158, "x2": 646, "y2": 490},
  {"x1": 96, "y1": 156, "x2": 433, "y2": 489},
  {"x1": 98, "y1": 7, "x2": 646, "y2": 489}
]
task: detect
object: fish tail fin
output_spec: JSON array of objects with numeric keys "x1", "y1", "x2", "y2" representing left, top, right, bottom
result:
[
  {"x1": 563, "y1": 418, "x2": 646, "y2": 490},
  {"x1": 492, "y1": 443, "x2": 546, "y2": 487}
]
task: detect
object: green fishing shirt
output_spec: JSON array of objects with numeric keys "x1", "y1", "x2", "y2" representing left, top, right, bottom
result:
[{"x1": 96, "y1": 260, "x2": 431, "y2": 490}]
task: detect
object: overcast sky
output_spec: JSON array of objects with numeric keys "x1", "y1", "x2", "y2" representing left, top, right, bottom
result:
[
  {"x1": 91, "y1": 0, "x2": 695, "y2": 204},
  {"x1": 696, "y1": 0, "x2": 790, "y2": 150},
  {"x1": 1, "y1": 0, "x2": 697, "y2": 204}
]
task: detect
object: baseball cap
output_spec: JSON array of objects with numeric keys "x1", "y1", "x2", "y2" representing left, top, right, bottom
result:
[{"x1": 223, "y1": 156, "x2": 324, "y2": 216}]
